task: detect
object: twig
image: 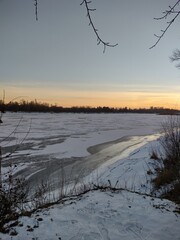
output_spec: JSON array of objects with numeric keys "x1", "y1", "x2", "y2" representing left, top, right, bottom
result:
[
  {"x1": 150, "y1": 0, "x2": 180, "y2": 49},
  {"x1": 0, "y1": 117, "x2": 23, "y2": 145},
  {"x1": 154, "y1": 0, "x2": 180, "y2": 20},
  {"x1": 34, "y1": 0, "x2": 38, "y2": 21},
  {"x1": 80, "y1": 0, "x2": 118, "y2": 53},
  {"x1": 4, "y1": 119, "x2": 32, "y2": 159}
]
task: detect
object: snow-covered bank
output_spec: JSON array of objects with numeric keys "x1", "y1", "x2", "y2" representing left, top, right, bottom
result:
[
  {"x1": 1, "y1": 137, "x2": 179, "y2": 240},
  {"x1": 2, "y1": 190, "x2": 179, "y2": 240}
]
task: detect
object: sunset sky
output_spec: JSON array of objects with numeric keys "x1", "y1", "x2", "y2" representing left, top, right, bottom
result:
[{"x1": 1, "y1": 0, "x2": 180, "y2": 109}]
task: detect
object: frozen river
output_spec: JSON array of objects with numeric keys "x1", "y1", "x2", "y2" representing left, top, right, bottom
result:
[{"x1": 0, "y1": 112, "x2": 165, "y2": 189}]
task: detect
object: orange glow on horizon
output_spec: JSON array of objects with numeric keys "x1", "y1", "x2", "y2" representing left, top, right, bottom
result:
[{"x1": 2, "y1": 86, "x2": 180, "y2": 110}]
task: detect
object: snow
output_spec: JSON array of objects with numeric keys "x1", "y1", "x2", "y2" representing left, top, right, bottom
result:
[
  {"x1": 0, "y1": 113, "x2": 180, "y2": 239},
  {"x1": 1, "y1": 112, "x2": 164, "y2": 159},
  {"x1": 1, "y1": 113, "x2": 164, "y2": 181},
  {"x1": 2, "y1": 190, "x2": 179, "y2": 240}
]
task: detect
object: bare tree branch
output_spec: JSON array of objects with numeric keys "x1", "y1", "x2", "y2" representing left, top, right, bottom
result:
[
  {"x1": 150, "y1": 0, "x2": 180, "y2": 49},
  {"x1": 32, "y1": 0, "x2": 117, "y2": 52},
  {"x1": 4, "y1": 119, "x2": 32, "y2": 159},
  {"x1": 34, "y1": 0, "x2": 38, "y2": 21},
  {"x1": 154, "y1": 0, "x2": 180, "y2": 20},
  {"x1": 80, "y1": 0, "x2": 118, "y2": 53}
]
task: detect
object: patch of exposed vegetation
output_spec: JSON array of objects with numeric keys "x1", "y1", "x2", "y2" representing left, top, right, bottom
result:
[{"x1": 151, "y1": 116, "x2": 180, "y2": 204}]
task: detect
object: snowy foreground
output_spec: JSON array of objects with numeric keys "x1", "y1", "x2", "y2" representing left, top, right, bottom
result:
[
  {"x1": 1, "y1": 137, "x2": 180, "y2": 240},
  {"x1": 0, "y1": 113, "x2": 180, "y2": 239}
]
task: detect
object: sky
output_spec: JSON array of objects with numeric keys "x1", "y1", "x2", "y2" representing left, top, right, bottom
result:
[{"x1": 0, "y1": 0, "x2": 180, "y2": 109}]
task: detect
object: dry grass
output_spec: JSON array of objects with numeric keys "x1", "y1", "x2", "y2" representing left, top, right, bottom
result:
[
  {"x1": 162, "y1": 182, "x2": 180, "y2": 204},
  {"x1": 151, "y1": 116, "x2": 180, "y2": 203}
]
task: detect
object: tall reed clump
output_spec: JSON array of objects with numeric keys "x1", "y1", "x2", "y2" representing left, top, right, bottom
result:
[{"x1": 152, "y1": 116, "x2": 180, "y2": 203}]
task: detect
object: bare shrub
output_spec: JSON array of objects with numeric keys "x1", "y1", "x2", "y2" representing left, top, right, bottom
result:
[
  {"x1": 163, "y1": 182, "x2": 180, "y2": 204},
  {"x1": 160, "y1": 116, "x2": 180, "y2": 166},
  {"x1": 153, "y1": 168, "x2": 178, "y2": 188},
  {"x1": 152, "y1": 116, "x2": 180, "y2": 202},
  {"x1": 32, "y1": 180, "x2": 52, "y2": 209},
  {"x1": 0, "y1": 176, "x2": 29, "y2": 231}
]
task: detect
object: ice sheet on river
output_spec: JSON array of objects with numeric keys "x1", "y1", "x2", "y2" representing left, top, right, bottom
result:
[{"x1": 1, "y1": 113, "x2": 164, "y2": 188}]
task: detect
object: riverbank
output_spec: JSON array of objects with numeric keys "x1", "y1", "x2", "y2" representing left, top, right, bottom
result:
[{"x1": 1, "y1": 135, "x2": 179, "y2": 240}]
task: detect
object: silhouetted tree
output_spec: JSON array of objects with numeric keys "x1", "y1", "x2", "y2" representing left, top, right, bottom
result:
[{"x1": 170, "y1": 48, "x2": 180, "y2": 69}]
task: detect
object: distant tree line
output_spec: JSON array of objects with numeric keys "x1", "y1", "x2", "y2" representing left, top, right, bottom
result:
[{"x1": 0, "y1": 100, "x2": 179, "y2": 115}]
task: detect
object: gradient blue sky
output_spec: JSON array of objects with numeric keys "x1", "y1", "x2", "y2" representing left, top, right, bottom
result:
[{"x1": 1, "y1": 0, "x2": 180, "y2": 108}]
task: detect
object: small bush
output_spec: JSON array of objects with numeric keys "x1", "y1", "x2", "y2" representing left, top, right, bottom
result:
[
  {"x1": 160, "y1": 116, "x2": 180, "y2": 165},
  {"x1": 32, "y1": 180, "x2": 51, "y2": 209},
  {"x1": 152, "y1": 116, "x2": 180, "y2": 203},
  {"x1": 0, "y1": 176, "x2": 29, "y2": 231},
  {"x1": 153, "y1": 168, "x2": 178, "y2": 188},
  {"x1": 162, "y1": 181, "x2": 180, "y2": 204}
]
